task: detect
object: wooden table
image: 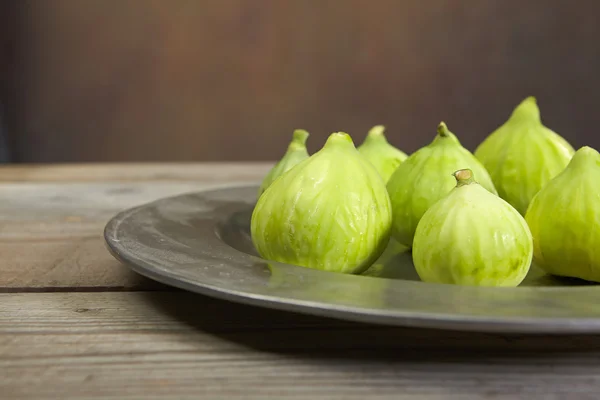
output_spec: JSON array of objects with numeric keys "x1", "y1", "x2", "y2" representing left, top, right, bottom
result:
[{"x1": 2, "y1": 163, "x2": 600, "y2": 399}]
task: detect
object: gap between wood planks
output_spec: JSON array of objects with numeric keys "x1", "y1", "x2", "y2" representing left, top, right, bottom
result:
[{"x1": 0, "y1": 285, "x2": 178, "y2": 293}]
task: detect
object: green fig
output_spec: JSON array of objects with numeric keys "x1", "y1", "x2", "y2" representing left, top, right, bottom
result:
[
  {"x1": 413, "y1": 169, "x2": 533, "y2": 287},
  {"x1": 525, "y1": 146, "x2": 600, "y2": 282},
  {"x1": 357, "y1": 125, "x2": 408, "y2": 182},
  {"x1": 258, "y1": 129, "x2": 310, "y2": 197},
  {"x1": 386, "y1": 122, "x2": 497, "y2": 247},
  {"x1": 474, "y1": 96, "x2": 575, "y2": 215},
  {"x1": 251, "y1": 132, "x2": 392, "y2": 274}
]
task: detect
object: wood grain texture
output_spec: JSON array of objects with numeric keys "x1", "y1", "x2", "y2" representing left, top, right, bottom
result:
[
  {"x1": 3, "y1": 164, "x2": 600, "y2": 399},
  {"x1": 0, "y1": 162, "x2": 272, "y2": 182},
  {"x1": 0, "y1": 163, "x2": 268, "y2": 290},
  {"x1": 3, "y1": 291, "x2": 600, "y2": 399}
]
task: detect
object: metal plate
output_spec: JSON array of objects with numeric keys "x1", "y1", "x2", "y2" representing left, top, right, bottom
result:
[{"x1": 104, "y1": 184, "x2": 600, "y2": 334}]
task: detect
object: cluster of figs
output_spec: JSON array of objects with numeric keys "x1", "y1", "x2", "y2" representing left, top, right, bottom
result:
[{"x1": 251, "y1": 96, "x2": 599, "y2": 287}]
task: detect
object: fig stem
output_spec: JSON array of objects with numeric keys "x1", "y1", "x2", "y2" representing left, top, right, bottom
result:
[
  {"x1": 437, "y1": 122, "x2": 450, "y2": 137},
  {"x1": 292, "y1": 129, "x2": 309, "y2": 146},
  {"x1": 453, "y1": 169, "x2": 476, "y2": 187},
  {"x1": 364, "y1": 125, "x2": 388, "y2": 144},
  {"x1": 569, "y1": 145, "x2": 600, "y2": 169},
  {"x1": 369, "y1": 125, "x2": 386, "y2": 137},
  {"x1": 510, "y1": 96, "x2": 541, "y2": 123},
  {"x1": 325, "y1": 132, "x2": 355, "y2": 148}
]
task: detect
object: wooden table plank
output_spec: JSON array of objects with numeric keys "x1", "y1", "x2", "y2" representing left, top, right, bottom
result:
[
  {"x1": 0, "y1": 182, "x2": 197, "y2": 290},
  {"x1": 3, "y1": 291, "x2": 600, "y2": 399},
  {"x1": 5, "y1": 163, "x2": 600, "y2": 399},
  {"x1": 0, "y1": 163, "x2": 272, "y2": 182},
  {"x1": 0, "y1": 163, "x2": 269, "y2": 290}
]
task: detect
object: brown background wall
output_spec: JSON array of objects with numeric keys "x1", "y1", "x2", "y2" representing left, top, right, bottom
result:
[{"x1": 1, "y1": 0, "x2": 599, "y2": 162}]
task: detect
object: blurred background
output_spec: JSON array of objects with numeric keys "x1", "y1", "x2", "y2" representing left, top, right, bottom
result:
[{"x1": 0, "y1": 0, "x2": 598, "y2": 164}]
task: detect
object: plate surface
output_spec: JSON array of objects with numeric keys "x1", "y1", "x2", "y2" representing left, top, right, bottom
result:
[{"x1": 105, "y1": 184, "x2": 600, "y2": 334}]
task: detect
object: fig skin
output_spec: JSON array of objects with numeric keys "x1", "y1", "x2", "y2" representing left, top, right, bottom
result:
[
  {"x1": 357, "y1": 125, "x2": 408, "y2": 183},
  {"x1": 525, "y1": 146, "x2": 600, "y2": 282},
  {"x1": 474, "y1": 96, "x2": 575, "y2": 215},
  {"x1": 386, "y1": 122, "x2": 497, "y2": 248},
  {"x1": 258, "y1": 129, "x2": 310, "y2": 197},
  {"x1": 251, "y1": 132, "x2": 392, "y2": 274},
  {"x1": 413, "y1": 169, "x2": 533, "y2": 287}
]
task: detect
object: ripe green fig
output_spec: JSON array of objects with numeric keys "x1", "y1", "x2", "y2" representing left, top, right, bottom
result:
[
  {"x1": 474, "y1": 96, "x2": 575, "y2": 215},
  {"x1": 258, "y1": 129, "x2": 310, "y2": 197},
  {"x1": 386, "y1": 122, "x2": 497, "y2": 247},
  {"x1": 413, "y1": 169, "x2": 533, "y2": 287},
  {"x1": 357, "y1": 125, "x2": 408, "y2": 182},
  {"x1": 251, "y1": 132, "x2": 392, "y2": 274},
  {"x1": 525, "y1": 146, "x2": 600, "y2": 282}
]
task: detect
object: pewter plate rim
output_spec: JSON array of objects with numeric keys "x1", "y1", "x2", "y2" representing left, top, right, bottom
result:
[{"x1": 104, "y1": 184, "x2": 600, "y2": 334}]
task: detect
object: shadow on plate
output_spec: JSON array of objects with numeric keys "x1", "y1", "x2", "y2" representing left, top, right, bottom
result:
[{"x1": 219, "y1": 208, "x2": 596, "y2": 288}]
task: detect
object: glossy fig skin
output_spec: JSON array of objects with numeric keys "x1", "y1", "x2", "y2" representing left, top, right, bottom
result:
[
  {"x1": 386, "y1": 122, "x2": 497, "y2": 248},
  {"x1": 525, "y1": 146, "x2": 600, "y2": 282},
  {"x1": 251, "y1": 132, "x2": 392, "y2": 274},
  {"x1": 474, "y1": 96, "x2": 575, "y2": 215},
  {"x1": 413, "y1": 169, "x2": 533, "y2": 287},
  {"x1": 258, "y1": 129, "x2": 310, "y2": 197},
  {"x1": 357, "y1": 125, "x2": 408, "y2": 183}
]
